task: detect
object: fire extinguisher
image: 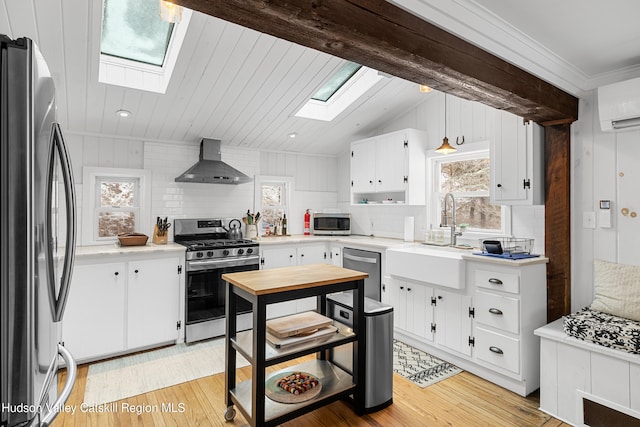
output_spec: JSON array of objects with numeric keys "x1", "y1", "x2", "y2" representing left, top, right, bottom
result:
[{"x1": 304, "y1": 209, "x2": 311, "y2": 235}]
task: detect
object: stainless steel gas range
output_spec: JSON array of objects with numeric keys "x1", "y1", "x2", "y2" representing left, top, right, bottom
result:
[{"x1": 174, "y1": 218, "x2": 259, "y2": 343}]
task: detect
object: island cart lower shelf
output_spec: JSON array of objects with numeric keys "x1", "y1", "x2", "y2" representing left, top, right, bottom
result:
[
  {"x1": 222, "y1": 263, "x2": 368, "y2": 427},
  {"x1": 230, "y1": 359, "x2": 355, "y2": 424}
]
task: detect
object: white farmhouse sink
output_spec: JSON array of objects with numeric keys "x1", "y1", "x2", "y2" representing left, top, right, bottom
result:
[{"x1": 386, "y1": 244, "x2": 466, "y2": 289}]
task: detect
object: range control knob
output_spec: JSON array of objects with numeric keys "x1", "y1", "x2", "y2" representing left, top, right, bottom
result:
[
  {"x1": 207, "y1": 251, "x2": 214, "y2": 258},
  {"x1": 222, "y1": 249, "x2": 230, "y2": 256},
  {"x1": 246, "y1": 248, "x2": 253, "y2": 254},
  {"x1": 237, "y1": 249, "x2": 245, "y2": 255},
  {"x1": 196, "y1": 252, "x2": 204, "y2": 258}
]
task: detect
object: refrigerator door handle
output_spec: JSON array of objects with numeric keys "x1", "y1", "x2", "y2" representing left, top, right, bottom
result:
[
  {"x1": 45, "y1": 123, "x2": 77, "y2": 322},
  {"x1": 40, "y1": 344, "x2": 77, "y2": 426}
]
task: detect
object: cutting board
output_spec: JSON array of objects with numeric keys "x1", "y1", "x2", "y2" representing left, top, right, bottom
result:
[
  {"x1": 266, "y1": 311, "x2": 333, "y2": 339},
  {"x1": 267, "y1": 325, "x2": 337, "y2": 349}
]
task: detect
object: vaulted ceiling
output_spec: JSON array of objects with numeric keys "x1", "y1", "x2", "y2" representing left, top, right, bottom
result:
[{"x1": 1, "y1": 0, "x2": 639, "y2": 155}]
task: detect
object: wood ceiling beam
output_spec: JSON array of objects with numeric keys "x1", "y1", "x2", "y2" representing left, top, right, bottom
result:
[{"x1": 173, "y1": 0, "x2": 578, "y2": 125}]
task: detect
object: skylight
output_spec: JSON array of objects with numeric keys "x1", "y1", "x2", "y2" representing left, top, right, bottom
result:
[
  {"x1": 295, "y1": 64, "x2": 386, "y2": 122},
  {"x1": 98, "y1": 0, "x2": 192, "y2": 94},
  {"x1": 311, "y1": 62, "x2": 362, "y2": 102},
  {"x1": 101, "y1": 0, "x2": 174, "y2": 66}
]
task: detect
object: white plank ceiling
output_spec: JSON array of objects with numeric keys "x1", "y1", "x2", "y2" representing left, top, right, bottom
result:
[
  {"x1": 0, "y1": 0, "x2": 428, "y2": 155},
  {"x1": 2, "y1": 0, "x2": 639, "y2": 155}
]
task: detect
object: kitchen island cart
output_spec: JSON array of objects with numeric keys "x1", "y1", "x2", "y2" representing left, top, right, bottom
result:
[{"x1": 222, "y1": 264, "x2": 367, "y2": 426}]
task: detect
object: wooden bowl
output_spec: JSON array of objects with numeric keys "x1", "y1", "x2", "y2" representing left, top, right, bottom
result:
[{"x1": 117, "y1": 232, "x2": 149, "y2": 246}]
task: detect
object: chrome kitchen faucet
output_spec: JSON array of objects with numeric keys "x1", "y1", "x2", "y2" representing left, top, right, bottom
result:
[{"x1": 441, "y1": 192, "x2": 463, "y2": 246}]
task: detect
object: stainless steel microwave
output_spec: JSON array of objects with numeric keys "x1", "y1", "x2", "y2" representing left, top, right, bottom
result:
[{"x1": 313, "y1": 213, "x2": 351, "y2": 235}]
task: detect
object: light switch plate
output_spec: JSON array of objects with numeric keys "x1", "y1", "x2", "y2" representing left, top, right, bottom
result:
[
  {"x1": 598, "y1": 210, "x2": 612, "y2": 228},
  {"x1": 583, "y1": 212, "x2": 596, "y2": 229}
]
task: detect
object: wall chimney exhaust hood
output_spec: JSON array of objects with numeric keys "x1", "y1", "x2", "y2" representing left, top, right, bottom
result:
[{"x1": 175, "y1": 139, "x2": 252, "y2": 184}]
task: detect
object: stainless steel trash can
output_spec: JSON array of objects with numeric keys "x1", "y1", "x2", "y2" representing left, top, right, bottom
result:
[{"x1": 326, "y1": 293, "x2": 393, "y2": 412}]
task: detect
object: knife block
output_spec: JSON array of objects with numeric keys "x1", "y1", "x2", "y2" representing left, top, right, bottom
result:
[{"x1": 152, "y1": 224, "x2": 168, "y2": 245}]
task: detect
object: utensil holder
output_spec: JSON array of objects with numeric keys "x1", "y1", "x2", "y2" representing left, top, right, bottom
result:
[
  {"x1": 152, "y1": 224, "x2": 168, "y2": 245},
  {"x1": 246, "y1": 224, "x2": 258, "y2": 240}
]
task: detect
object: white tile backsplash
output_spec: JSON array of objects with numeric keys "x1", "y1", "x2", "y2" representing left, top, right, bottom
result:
[{"x1": 66, "y1": 133, "x2": 341, "y2": 242}]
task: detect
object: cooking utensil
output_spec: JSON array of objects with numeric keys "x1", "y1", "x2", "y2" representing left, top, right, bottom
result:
[{"x1": 226, "y1": 219, "x2": 243, "y2": 240}]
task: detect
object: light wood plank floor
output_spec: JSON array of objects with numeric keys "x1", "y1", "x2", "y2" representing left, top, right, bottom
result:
[{"x1": 53, "y1": 355, "x2": 569, "y2": 427}]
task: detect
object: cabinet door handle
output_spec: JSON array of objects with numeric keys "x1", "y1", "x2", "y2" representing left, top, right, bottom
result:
[
  {"x1": 489, "y1": 346, "x2": 504, "y2": 355},
  {"x1": 378, "y1": 180, "x2": 382, "y2": 183},
  {"x1": 407, "y1": 288, "x2": 412, "y2": 292},
  {"x1": 399, "y1": 286, "x2": 404, "y2": 290},
  {"x1": 497, "y1": 183, "x2": 502, "y2": 188},
  {"x1": 114, "y1": 271, "x2": 119, "y2": 276},
  {"x1": 488, "y1": 278, "x2": 503, "y2": 285},
  {"x1": 489, "y1": 308, "x2": 503, "y2": 315},
  {"x1": 134, "y1": 269, "x2": 139, "y2": 274}
]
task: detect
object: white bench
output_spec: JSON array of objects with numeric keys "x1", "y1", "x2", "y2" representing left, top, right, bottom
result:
[{"x1": 534, "y1": 318, "x2": 640, "y2": 425}]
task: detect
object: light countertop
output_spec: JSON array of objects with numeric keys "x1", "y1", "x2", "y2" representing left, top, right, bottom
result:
[
  {"x1": 256, "y1": 234, "x2": 411, "y2": 249},
  {"x1": 73, "y1": 236, "x2": 548, "y2": 266},
  {"x1": 75, "y1": 242, "x2": 186, "y2": 258}
]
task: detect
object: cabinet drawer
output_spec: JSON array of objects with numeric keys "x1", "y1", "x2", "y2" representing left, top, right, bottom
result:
[
  {"x1": 475, "y1": 269, "x2": 519, "y2": 294},
  {"x1": 474, "y1": 327, "x2": 520, "y2": 374},
  {"x1": 475, "y1": 291, "x2": 519, "y2": 334}
]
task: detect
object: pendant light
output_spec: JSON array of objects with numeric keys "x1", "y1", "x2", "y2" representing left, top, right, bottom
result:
[{"x1": 435, "y1": 93, "x2": 457, "y2": 154}]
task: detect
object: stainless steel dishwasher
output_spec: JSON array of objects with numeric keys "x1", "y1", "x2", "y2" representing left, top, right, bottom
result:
[{"x1": 342, "y1": 247, "x2": 381, "y2": 301}]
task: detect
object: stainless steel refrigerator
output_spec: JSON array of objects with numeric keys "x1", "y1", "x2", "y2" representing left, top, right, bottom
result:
[{"x1": 1, "y1": 36, "x2": 78, "y2": 427}]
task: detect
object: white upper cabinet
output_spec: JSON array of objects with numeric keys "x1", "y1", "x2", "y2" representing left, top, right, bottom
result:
[
  {"x1": 350, "y1": 139, "x2": 377, "y2": 193},
  {"x1": 491, "y1": 110, "x2": 545, "y2": 205},
  {"x1": 350, "y1": 128, "x2": 426, "y2": 205}
]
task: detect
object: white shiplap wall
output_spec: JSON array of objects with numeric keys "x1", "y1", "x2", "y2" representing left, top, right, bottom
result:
[{"x1": 571, "y1": 90, "x2": 640, "y2": 310}]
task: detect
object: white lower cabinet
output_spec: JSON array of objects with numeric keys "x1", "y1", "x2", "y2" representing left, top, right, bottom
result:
[
  {"x1": 388, "y1": 255, "x2": 547, "y2": 396},
  {"x1": 260, "y1": 243, "x2": 330, "y2": 318},
  {"x1": 434, "y1": 289, "x2": 472, "y2": 356},
  {"x1": 62, "y1": 253, "x2": 183, "y2": 363},
  {"x1": 388, "y1": 276, "x2": 433, "y2": 342},
  {"x1": 127, "y1": 258, "x2": 181, "y2": 349},
  {"x1": 62, "y1": 262, "x2": 127, "y2": 361},
  {"x1": 329, "y1": 245, "x2": 342, "y2": 266},
  {"x1": 474, "y1": 327, "x2": 520, "y2": 374}
]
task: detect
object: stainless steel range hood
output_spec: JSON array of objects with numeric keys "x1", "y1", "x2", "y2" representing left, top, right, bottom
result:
[{"x1": 175, "y1": 139, "x2": 252, "y2": 184}]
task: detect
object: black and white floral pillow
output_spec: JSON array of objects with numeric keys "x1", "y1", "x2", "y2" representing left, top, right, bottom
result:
[{"x1": 563, "y1": 308, "x2": 640, "y2": 355}]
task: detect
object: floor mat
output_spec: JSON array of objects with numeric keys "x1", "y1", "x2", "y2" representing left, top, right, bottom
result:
[
  {"x1": 393, "y1": 340, "x2": 462, "y2": 388},
  {"x1": 84, "y1": 338, "x2": 248, "y2": 405}
]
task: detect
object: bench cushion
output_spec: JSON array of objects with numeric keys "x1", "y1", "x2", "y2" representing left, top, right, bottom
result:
[{"x1": 564, "y1": 308, "x2": 640, "y2": 355}]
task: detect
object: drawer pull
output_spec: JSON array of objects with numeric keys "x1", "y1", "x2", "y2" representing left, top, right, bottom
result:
[
  {"x1": 488, "y1": 278, "x2": 503, "y2": 285},
  {"x1": 489, "y1": 346, "x2": 504, "y2": 355},
  {"x1": 489, "y1": 308, "x2": 503, "y2": 315}
]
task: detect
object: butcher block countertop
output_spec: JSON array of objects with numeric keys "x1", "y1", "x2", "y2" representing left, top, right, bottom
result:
[{"x1": 222, "y1": 263, "x2": 368, "y2": 296}]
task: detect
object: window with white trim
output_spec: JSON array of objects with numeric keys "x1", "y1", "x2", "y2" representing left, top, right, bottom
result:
[
  {"x1": 428, "y1": 147, "x2": 510, "y2": 237},
  {"x1": 82, "y1": 167, "x2": 152, "y2": 245},
  {"x1": 254, "y1": 176, "x2": 292, "y2": 235}
]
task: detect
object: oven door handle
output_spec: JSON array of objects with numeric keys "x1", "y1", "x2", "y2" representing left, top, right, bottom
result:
[{"x1": 187, "y1": 255, "x2": 260, "y2": 271}]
